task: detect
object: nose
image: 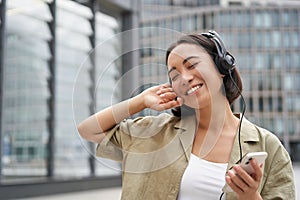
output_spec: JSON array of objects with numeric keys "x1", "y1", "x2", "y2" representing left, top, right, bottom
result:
[{"x1": 181, "y1": 71, "x2": 193, "y2": 85}]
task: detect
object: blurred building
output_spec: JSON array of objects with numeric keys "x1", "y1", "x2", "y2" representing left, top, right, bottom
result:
[
  {"x1": 0, "y1": 0, "x2": 139, "y2": 198},
  {"x1": 139, "y1": 0, "x2": 300, "y2": 161},
  {"x1": 0, "y1": 0, "x2": 299, "y2": 198},
  {"x1": 2, "y1": 0, "x2": 122, "y2": 178}
]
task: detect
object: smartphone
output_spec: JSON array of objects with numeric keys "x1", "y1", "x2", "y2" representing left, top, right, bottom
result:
[
  {"x1": 238, "y1": 152, "x2": 268, "y2": 175},
  {"x1": 223, "y1": 152, "x2": 268, "y2": 192}
]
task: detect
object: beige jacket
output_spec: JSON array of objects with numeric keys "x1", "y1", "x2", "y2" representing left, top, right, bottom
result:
[{"x1": 96, "y1": 113, "x2": 295, "y2": 200}]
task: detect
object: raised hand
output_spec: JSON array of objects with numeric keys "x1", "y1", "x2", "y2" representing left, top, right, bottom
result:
[{"x1": 141, "y1": 83, "x2": 183, "y2": 111}]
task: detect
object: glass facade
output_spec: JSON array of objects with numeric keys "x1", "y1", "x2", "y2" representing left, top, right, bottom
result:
[
  {"x1": 3, "y1": 0, "x2": 52, "y2": 177},
  {"x1": 94, "y1": 12, "x2": 121, "y2": 176},
  {"x1": 1, "y1": 0, "x2": 121, "y2": 181},
  {"x1": 140, "y1": 5, "x2": 300, "y2": 161},
  {"x1": 54, "y1": 0, "x2": 91, "y2": 177},
  {"x1": 141, "y1": 0, "x2": 220, "y2": 21}
]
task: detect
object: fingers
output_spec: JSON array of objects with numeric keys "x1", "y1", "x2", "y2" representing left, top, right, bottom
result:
[
  {"x1": 157, "y1": 89, "x2": 177, "y2": 101},
  {"x1": 250, "y1": 158, "x2": 263, "y2": 180},
  {"x1": 156, "y1": 84, "x2": 177, "y2": 103},
  {"x1": 226, "y1": 159, "x2": 263, "y2": 197},
  {"x1": 226, "y1": 169, "x2": 249, "y2": 194},
  {"x1": 225, "y1": 172, "x2": 243, "y2": 193},
  {"x1": 160, "y1": 99, "x2": 181, "y2": 109},
  {"x1": 144, "y1": 83, "x2": 184, "y2": 111},
  {"x1": 150, "y1": 97, "x2": 181, "y2": 111},
  {"x1": 156, "y1": 84, "x2": 173, "y2": 95},
  {"x1": 233, "y1": 165, "x2": 253, "y2": 186}
]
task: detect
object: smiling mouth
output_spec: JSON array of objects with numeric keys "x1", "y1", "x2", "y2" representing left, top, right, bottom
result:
[{"x1": 186, "y1": 84, "x2": 203, "y2": 95}]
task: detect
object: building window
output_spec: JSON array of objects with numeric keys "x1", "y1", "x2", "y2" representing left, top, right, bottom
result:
[
  {"x1": 283, "y1": 10, "x2": 299, "y2": 27},
  {"x1": 271, "y1": 10, "x2": 280, "y2": 27},
  {"x1": 238, "y1": 32, "x2": 251, "y2": 49},
  {"x1": 259, "y1": 96, "x2": 263, "y2": 112},
  {"x1": 236, "y1": 11, "x2": 251, "y2": 27},
  {"x1": 268, "y1": 97, "x2": 273, "y2": 112},
  {"x1": 228, "y1": 1, "x2": 242, "y2": 6},
  {"x1": 248, "y1": 97, "x2": 253, "y2": 112},
  {"x1": 271, "y1": 31, "x2": 281, "y2": 48},
  {"x1": 277, "y1": 96, "x2": 283, "y2": 112},
  {"x1": 219, "y1": 12, "x2": 232, "y2": 28}
]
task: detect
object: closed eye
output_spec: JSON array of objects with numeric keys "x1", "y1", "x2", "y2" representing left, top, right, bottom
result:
[
  {"x1": 187, "y1": 62, "x2": 199, "y2": 69},
  {"x1": 171, "y1": 74, "x2": 179, "y2": 81}
]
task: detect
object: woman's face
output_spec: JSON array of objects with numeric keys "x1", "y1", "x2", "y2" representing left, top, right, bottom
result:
[{"x1": 167, "y1": 43, "x2": 224, "y2": 109}]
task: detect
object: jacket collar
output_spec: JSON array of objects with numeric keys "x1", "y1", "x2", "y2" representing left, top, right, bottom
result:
[
  {"x1": 239, "y1": 115, "x2": 259, "y2": 143},
  {"x1": 174, "y1": 114, "x2": 197, "y2": 131},
  {"x1": 174, "y1": 115, "x2": 197, "y2": 161},
  {"x1": 175, "y1": 113, "x2": 259, "y2": 140},
  {"x1": 174, "y1": 113, "x2": 260, "y2": 163}
]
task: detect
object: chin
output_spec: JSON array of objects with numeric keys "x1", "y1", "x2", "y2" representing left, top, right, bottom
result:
[
  {"x1": 184, "y1": 97, "x2": 210, "y2": 109},
  {"x1": 184, "y1": 101, "x2": 204, "y2": 109}
]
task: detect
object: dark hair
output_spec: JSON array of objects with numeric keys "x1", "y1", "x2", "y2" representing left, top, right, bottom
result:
[{"x1": 166, "y1": 34, "x2": 243, "y2": 117}]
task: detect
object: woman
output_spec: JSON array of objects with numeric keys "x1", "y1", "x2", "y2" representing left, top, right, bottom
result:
[{"x1": 77, "y1": 31, "x2": 295, "y2": 199}]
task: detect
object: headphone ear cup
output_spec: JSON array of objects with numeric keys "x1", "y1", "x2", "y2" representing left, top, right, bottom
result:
[
  {"x1": 225, "y1": 54, "x2": 235, "y2": 66},
  {"x1": 215, "y1": 54, "x2": 236, "y2": 75},
  {"x1": 214, "y1": 56, "x2": 230, "y2": 75}
]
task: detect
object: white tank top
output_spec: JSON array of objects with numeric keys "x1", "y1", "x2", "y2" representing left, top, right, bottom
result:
[{"x1": 178, "y1": 154, "x2": 228, "y2": 200}]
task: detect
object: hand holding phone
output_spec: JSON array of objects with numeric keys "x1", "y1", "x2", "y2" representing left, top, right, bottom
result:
[{"x1": 223, "y1": 152, "x2": 268, "y2": 192}]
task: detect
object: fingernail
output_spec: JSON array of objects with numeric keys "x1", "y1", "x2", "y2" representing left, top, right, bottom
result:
[
  {"x1": 228, "y1": 170, "x2": 234, "y2": 175},
  {"x1": 177, "y1": 97, "x2": 184, "y2": 106},
  {"x1": 225, "y1": 176, "x2": 231, "y2": 182},
  {"x1": 233, "y1": 165, "x2": 240, "y2": 171}
]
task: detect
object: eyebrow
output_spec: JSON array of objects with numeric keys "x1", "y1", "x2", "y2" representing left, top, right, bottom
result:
[
  {"x1": 182, "y1": 56, "x2": 200, "y2": 65},
  {"x1": 168, "y1": 56, "x2": 200, "y2": 75}
]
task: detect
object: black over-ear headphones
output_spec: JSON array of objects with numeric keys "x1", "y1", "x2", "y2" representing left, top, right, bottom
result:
[{"x1": 201, "y1": 30, "x2": 236, "y2": 75}]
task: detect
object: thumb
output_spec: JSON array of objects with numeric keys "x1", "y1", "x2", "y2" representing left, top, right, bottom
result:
[{"x1": 176, "y1": 97, "x2": 184, "y2": 106}]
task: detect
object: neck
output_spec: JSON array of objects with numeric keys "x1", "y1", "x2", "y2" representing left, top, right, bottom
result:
[{"x1": 195, "y1": 99, "x2": 239, "y2": 132}]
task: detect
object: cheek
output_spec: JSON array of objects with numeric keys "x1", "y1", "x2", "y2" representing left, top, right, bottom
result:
[
  {"x1": 196, "y1": 66, "x2": 223, "y2": 88},
  {"x1": 171, "y1": 82, "x2": 182, "y2": 96}
]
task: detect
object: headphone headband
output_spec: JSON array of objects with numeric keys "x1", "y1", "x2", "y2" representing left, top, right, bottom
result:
[{"x1": 201, "y1": 30, "x2": 236, "y2": 75}]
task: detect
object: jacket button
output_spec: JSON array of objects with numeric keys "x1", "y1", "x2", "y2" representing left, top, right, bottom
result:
[{"x1": 170, "y1": 187, "x2": 176, "y2": 194}]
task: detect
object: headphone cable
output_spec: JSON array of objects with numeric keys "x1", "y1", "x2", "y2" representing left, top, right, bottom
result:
[
  {"x1": 219, "y1": 70, "x2": 246, "y2": 200},
  {"x1": 228, "y1": 69, "x2": 246, "y2": 161}
]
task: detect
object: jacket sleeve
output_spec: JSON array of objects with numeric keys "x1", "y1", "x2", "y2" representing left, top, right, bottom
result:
[
  {"x1": 95, "y1": 119, "x2": 128, "y2": 162},
  {"x1": 95, "y1": 114, "x2": 175, "y2": 163},
  {"x1": 95, "y1": 116, "x2": 154, "y2": 162},
  {"x1": 260, "y1": 133, "x2": 295, "y2": 199}
]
